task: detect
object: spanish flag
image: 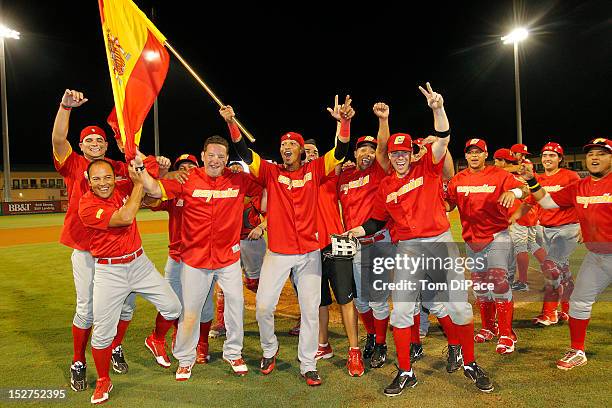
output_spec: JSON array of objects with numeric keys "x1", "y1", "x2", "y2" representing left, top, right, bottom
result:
[{"x1": 98, "y1": 0, "x2": 169, "y2": 160}]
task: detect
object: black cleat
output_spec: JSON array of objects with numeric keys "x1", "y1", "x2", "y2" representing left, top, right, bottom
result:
[
  {"x1": 260, "y1": 347, "x2": 278, "y2": 375},
  {"x1": 410, "y1": 343, "x2": 424, "y2": 363},
  {"x1": 302, "y1": 370, "x2": 322, "y2": 386},
  {"x1": 383, "y1": 366, "x2": 418, "y2": 396},
  {"x1": 446, "y1": 345, "x2": 463, "y2": 373},
  {"x1": 70, "y1": 361, "x2": 87, "y2": 392},
  {"x1": 363, "y1": 334, "x2": 376, "y2": 359},
  {"x1": 370, "y1": 343, "x2": 387, "y2": 368},
  {"x1": 111, "y1": 345, "x2": 129, "y2": 374},
  {"x1": 463, "y1": 362, "x2": 494, "y2": 392}
]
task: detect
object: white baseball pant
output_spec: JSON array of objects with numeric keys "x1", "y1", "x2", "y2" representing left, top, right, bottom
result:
[
  {"x1": 164, "y1": 257, "x2": 215, "y2": 323},
  {"x1": 240, "y1": 238, "x2": 266, "y2": 280},
  {"x1": 569, "y1": 251, "x2": 612, "y2": 320}
]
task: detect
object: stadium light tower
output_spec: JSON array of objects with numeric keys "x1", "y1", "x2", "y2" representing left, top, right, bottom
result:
[
  {"x1": 1, "y1": 24, "x2": 20, "y2": 203},
  {"x1": 502, "y1": 27, "x2": 528, "y2": 144}
]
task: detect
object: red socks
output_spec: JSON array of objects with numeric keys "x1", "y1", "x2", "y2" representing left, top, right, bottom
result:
[
  {"x1": 373, "y1": 316, "x2": 389, "y2": 344},
  {"x1": 392, "y1": 326, "x2": 412, "y2": 372},
  {"x1": 72, "y1": 325, "x2": 91, "y2": 364},
  {"x1": 437, "y1": 315, "x2": 459, "y2": 345},
  {"x1": 154, "y1": 312, "x2": 176, "y2": 341},
  {"x1": 359, "y1": 310, "x2": 376, "y2": 335},
  {"x1": 455, "y1": 321, "x2": 476, "y2": 365},
  {"x1": 92, "y1": 345, "x2": 113, "y2": 380},
  {"x1": 411, "y1": 314, "x2": 421, "y2": 344},
  {"x1": 533, "y1": 248, "x2": 547, "y2": 264},
  {"x1": 517, "y1": 252, "x2": 529, "y2": 283},
  {"x1": 111, "y1": 319, "x2": 131, "y2": 349},
  {"x1": 199, "y1": 321, "x2": 212, "y2": 344},
  {"x1": 569, "y1": 317, "x2": 589, "y2": 351}
]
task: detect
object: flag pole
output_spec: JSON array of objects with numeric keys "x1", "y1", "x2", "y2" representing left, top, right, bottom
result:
[{"x1": 164, "y1": 41, "x2": 256, "y2": 143}]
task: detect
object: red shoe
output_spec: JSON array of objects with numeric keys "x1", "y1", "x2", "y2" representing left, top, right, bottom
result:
[
  {"x1": 224, "y1": 357, "x2": 248, "y2": 376},
  {"x1": 90, "y1": 377, "x2": 113, "y2": 404},
  {"x1": 145, "y1": 334, "x2": 171, "y2": 368},
  {"x1": 533, "y1": 311, "x2": 559, "y2": 327},
  {"x1": 260, "y1": 348, "x2": 279, "y2": 375},
  {"x1": 496, "y1": 336, "x2": 516, "y2": 354},
  {"x1": 346, "y1": 348, "x2": 365, "y2": 377},
  {"x1": 556, "y1": 349, "x2": 587, "y2": 370},
  {"x1": 558, "y1": 311, "x2": 569, "y2": 322},
  {"x1": 175, "y1": 363, "x2": 194, "y2": 381},
  {"x1": 302, "y1": 370, "x2": 322, "y2": 386},
  {"x1": 474, "y1": 328, "x2": 496, "y2": 343},
  {"x1": 315, "y1": 344, "x2": 333, "y2": 360},
  {"x1": 196, "y1": 342, "x2": 210, "y2": 364}
]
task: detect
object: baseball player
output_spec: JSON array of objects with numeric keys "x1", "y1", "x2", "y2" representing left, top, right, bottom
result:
[
  {"x1": 140, "y1": 136, "x2": 262, "y2": 381},
  {"x1": 52, "y1": 89, "x2": 161, "y2": 391},
  {"x1": 519, "y1": 138, "x2": 611, "y2": 370},
  {"x1": 346, "y1": 83, "x2": 492, "y2": 396},
  {"x1": 221, "y1": 96, "x2": 353, "y2": 386},
  {"x1": 447, "y1": 140, "x2": 527, "y2": 357},
  {"x1": 338, "y1": 103, "x2": 393, "y2": 370},
  {"x1": 301, "y1": 136, "x2": 363, "y2": 377},
  {"x1": 78, "y1": 159, "x2": 181, "y2": 404},
  {"x1": 144, "y1": 154, "x2": 217, "y2": 367}
]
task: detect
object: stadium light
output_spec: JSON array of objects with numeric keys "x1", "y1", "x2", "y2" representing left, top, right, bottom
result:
[
  {"x1": 502, "y1": 27, "x2": 528, "y2": 144},
  {"x1": 1, "y1": 23, "x2": 20, "y2": 203}
]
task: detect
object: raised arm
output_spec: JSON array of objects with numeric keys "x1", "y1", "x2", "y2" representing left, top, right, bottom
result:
[
  {"x1": 419, "y1": 82, "x2": 450, "y2": 163},
  {"x1": 52, "y1": 89, "x2": 88, "y2": 160},
  {"x1": 220, "y1": 105, "x2": 254, "y2": 165},
  {"x1": 108, "y1": 165, "x2": 145, "y2": 227},
  {"x1": 130, "y1": 154, "x2": 164, "y2": 198},
  {"x1": 326, "y1": 94, "x2": 354, "y2": 162},
  {"x1": 373, "y1": 102, "x2": 391, "y2": 172}
]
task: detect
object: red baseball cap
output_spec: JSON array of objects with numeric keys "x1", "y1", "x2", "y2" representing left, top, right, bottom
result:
[
  {"x1": 387, "y1": 133, "x2": 413, "y2": 153},
  {"x1": 356, "y1": 135, "x2": 378, "y2": 149},
  {"x1": 174, "y1": 154, "x2": 199, "y2": 169},
  {"x1": 413, "y1": 138, "x2": 424, "y2": 145},
  {"x1": 493, "y1": 148, "x2": 517, "y2": 163},
  {"x1": 464, "y1": 138, "x2": 488, "y2": 153},
  {"x1": 280, "y1": 132, "x2": 305, "y2": 148},
  {"x1": 541, "y1": 142, "x2": 564, "y2": 156},
  {"x1": 511, "y1": 143, "x2": 530, "y2": 155},
  {"x1": 583, "y1": 138, "x2": 612, "y2": 153},
  {"x1": 80, "y1": 126, "x2": 107, "y2": 142}
]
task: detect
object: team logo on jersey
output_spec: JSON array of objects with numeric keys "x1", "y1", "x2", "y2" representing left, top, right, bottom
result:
[
  {"x1": 543, "y1": 185, "x2": 562, "y2": 193},
  {"x1": 278, "y1": 172, "x2": 313, "y2": 189},
  {"x1": 96, "y1": 208, "x2": 104, "y2": 219},
  {"x1": 386, "y1": 176, "x2": 423, "y2": 203},
  {"x1": 394, "y1": 136, "x2": 405, "y2": 144},
  {"x1": 176, "y1": 199, "x2": 184, "y2": 207},
  {"x1": 576, "y1": 194, "x2": 612, "y2": 208},
  {"x1": 192, "y1": 188, "x2": 239, "y2": 202},
  {"x1": 340, "y1": 175, "x2": 370, "y2": 194},
  {"x1": 456, "y1": 184, "x2": 496, "y2": 196}
]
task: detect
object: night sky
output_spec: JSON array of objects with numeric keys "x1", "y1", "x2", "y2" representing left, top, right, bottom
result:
[{"x1": 1, "y1": 0, "x2": 610, "y2": 167}]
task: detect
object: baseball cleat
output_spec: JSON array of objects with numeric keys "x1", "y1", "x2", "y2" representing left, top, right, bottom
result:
[
  {"x1": 288, "y1": 320, "x2": 301, "y2": 336},
  {"x1": 208, "y1": 325, "x2": 226, "y2": 339},
  {"x1": 145, "y1": 334, "x2": 171, "y2": 368},
  {"x1": 260, "y1": 347, "x2": 279, "y2": 375},
  {"x1": 302, "y1": 370, "x2": 322, "y2": 386},
  {"x1": 315, "y1": 343, "x2": 333, "y2": 360},
  {"x1": 111, "y1": 345, "x2": 128, "y2": 374},
  {"x1": 347, "y1": 348, "x2": 365, "y2": 377},
  {"x1": 474, "y1": 328, "x2": 496, "y2": 343},
  {"x1": 383, "y1": 366, "x2": 417, "y2": 396},
  {"x1": 558, "y1": 311, "x2": 570, "y2": 322},
  {"x1": 463, "y1": 362, "x2": 494, "y2": 392},
  {"x1": 409, "y1": 343, "x2": 424, "y2": 364},
  {"x1": 511, "y1": 281, "x2": 529, "y2": 291},
  {"x1": 533, "y1": 312, "x2": 559, "y2": 327},
  {"x1": 175, "y1": 363, "x2": 194, "y2": 381},
  {"x1": 90, "y1": 377, "x2": 112, "y2": 404},
  {"x1": 495, "y1": 336, "x2": 516, "y2": 355},
  {"x1": 70, "y1": 361, "x2": 87, "y2": 392},
  {"x1": 370, "y1": 343, "x2": 387, "y2": 368},
  {"x1": 556, "y1": 349, "x2": 587, "y2": 370},
  {"x1": 196, "y1": 342, "x2": 210, "y2": 364},
  {"x1": 445, "y1": 345, "x2": 463, "y2": 373},
  {"x1": 224, "y1": 357, "x2": 248, "y2": 376},
  {"x1": 419, "y1": 329, "x2": 428, "y2": 339},
  {"x1": 363, "y1": 333, "x2": 376, "y2": 359}
]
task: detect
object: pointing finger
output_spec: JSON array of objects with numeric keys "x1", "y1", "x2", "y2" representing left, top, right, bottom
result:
[
  {"x1": 418, "y1": 86, "x2": 429, "y2": 97},
  {"x1": 426, "y1": 82, "x2": 434, "y2": 94}
]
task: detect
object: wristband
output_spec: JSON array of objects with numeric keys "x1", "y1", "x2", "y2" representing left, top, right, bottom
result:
[
  {"x1": 227, "y1": 121, "x2": 241, "y2": 142},
  {"x1": 525, "y1": 177, "x2": 539, "y2": 188},
  {"x1": 433, "y1": 129, "x2": 450, "y2": 137},
  {"x1": 510, "y1": 188, "x2": 523, "y2": 199},
  {"x1": 60, "y1": 103, "x2": 72, "y2": 111},
  {"x1": 339, "y1": 119, "x2": 350, "y2": 139}
]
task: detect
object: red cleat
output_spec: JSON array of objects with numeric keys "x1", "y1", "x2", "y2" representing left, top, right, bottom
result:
[
  {"x1": 346, "y1": 348, "x2": 365, "y2": 377},
  {"x1": 90, "y1": 377, "x2": 113, "y2": 404},
  {"x1": 145, "y1": 334, "x2": 171, "y2": 368}
]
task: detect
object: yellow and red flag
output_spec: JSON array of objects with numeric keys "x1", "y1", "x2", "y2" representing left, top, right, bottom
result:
[{"x1": 98, "y1": 0, "x2": 169, "y2": 160}]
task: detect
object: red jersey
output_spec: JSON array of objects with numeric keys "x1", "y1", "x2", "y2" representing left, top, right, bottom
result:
[
  {"x1": 240, "y1": 195, "x2": 264, "y2": 240},
  {"x1": 338, "y1": 160, "x2": 388, "y2": 230},
  {"x1": 78, "y1": 181, "x2": 142, "y2": 258},
  {"x1": 317, "y1": 175, "x2": 344, "y2": 249},
  {"x1": 248, "y1": 148, "x2": 342, "y2": 254},
  {"x1": 534, "y1": 168, "x2": 580, "y2": 227},
  {"x1": 447, "y1": 166, "x2": 523, "y2": 249},
  {"x1": 159, "y1": 167, "x2": 262, "y2": 269},
  {"x1": 549, "y1": 173, "x2": 612, "y2": 253},
  {"x1": 150, "y1": 198, "x2": 184, "y2": 262},
  {"x1": 54, "y1": 146, "x2": 158, "y2": 251},
  {"x1": 370, "y1": 149, "x2": 449, "y2": 241}
]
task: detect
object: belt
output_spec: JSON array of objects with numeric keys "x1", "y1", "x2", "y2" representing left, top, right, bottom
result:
[
  {"x1": 97, "y1": 248, "x2": 144, "y2": 265},
  {"x1": 358, "y1": 233, "x2": 385, "y2": 246}
]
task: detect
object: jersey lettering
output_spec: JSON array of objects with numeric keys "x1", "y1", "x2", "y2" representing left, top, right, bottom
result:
[
  {"x1": 192, "y1": 188, "x2": 240, "y2": 202},
  {"x1": 576, "y1": 194, "x2": 612, "y2": 208},
  {"x1": 277, "y1": 172, "x2": 313, "y2": 189},
  {"x1": 543, "y1": 185, "x2": 562, "y2": 192},
  {"x1": 456, "y1": 184, "x2": 497, "y2": 196},
  {"x1": 339, "y1": 175, "x2": 370, "y2": 195},
  {"x1": 386, "y1": 176, "x2": 423, "y2": 203}
]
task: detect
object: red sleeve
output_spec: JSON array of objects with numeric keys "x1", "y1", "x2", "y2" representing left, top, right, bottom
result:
[
  {"x1": 446, "y1": 176, "x2": 458, "y2": 207},
  {"x1": 158, "y1": 179, "x2": 183, "y2": 201},
  {"x1": 423, "y1": 149, "x2": 445, "y2": 175},
  {"x1": 143, "y1": 155, "x2": 160, "y2": 178},
  {"x1": 550, "y1": 180, "x2": 579, "y2": 208},
  {"x1": 53, "y1": 150, "x2": 78, "y2": 177},
  {"x1": 501, "y1": 172, "x2": 524, "y2": 191},
  {"x1": 79, "y1": 195, "x2": 115, "y2": 231},
  {"x1": 243, "y1": 173, "x2": 264, "y2": 197},
  {"x1": 370, "y1": 184, "x2": 390, "y2": 222}
]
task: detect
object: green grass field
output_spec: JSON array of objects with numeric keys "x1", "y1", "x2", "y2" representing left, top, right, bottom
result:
[{"x1": 0, "y1": 214, "x2": 610, "y2": 407}]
